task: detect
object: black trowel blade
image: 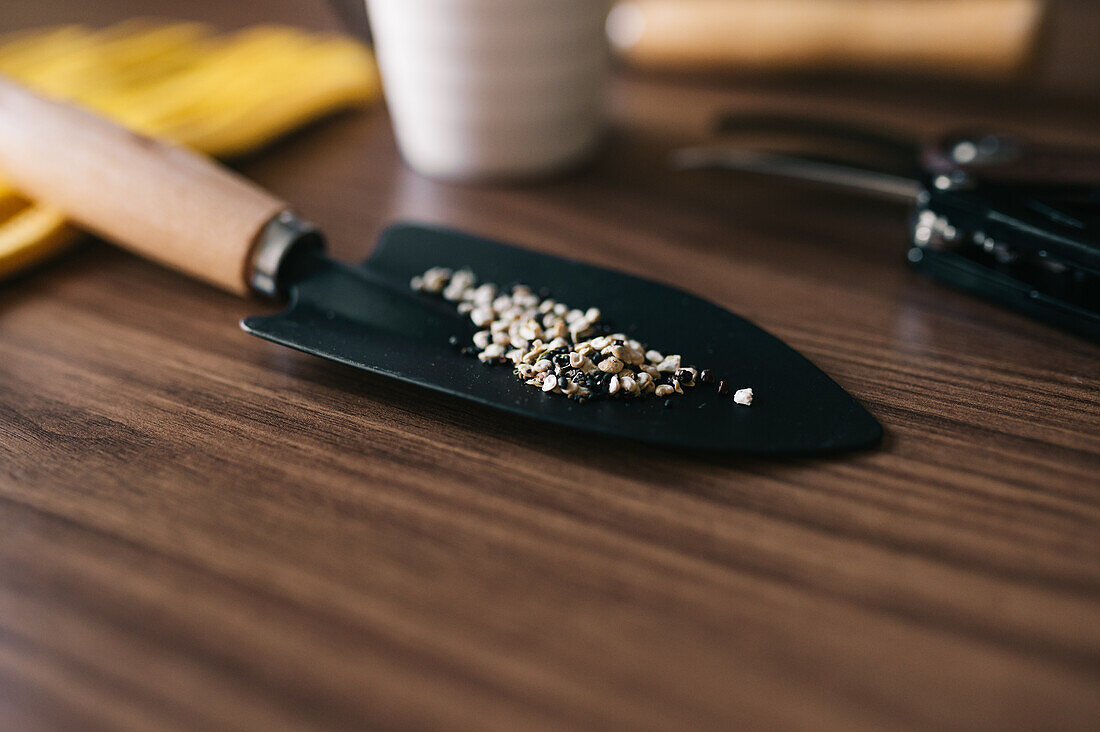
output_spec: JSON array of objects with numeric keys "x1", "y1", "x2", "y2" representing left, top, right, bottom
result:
[{"x1": 241, "y1": 223, "x2": 882, "y2": 454}]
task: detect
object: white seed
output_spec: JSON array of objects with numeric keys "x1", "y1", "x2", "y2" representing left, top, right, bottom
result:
[
  {"x1": 542, "y1": 374, "x2": 557, "y2": 392},
  {"x1": 553, "y1": 303, "x2": 568, "y2": 315},
  {"x1": 472, "y1": 330, "x2": 491, "y2": 349},
  {"x1": 472, "y1": 284, "x2": 496, "y2": 304},
  {"x1": 642, "y1": 364, "x2": 660, "y2": 378},
  {"x1": 591, "y1": 336, "x2": 611, "y2": 350},
  {"x1": 672, "y1": 379, "x2": 683, "y2": 394},
  {"x1": 478, "y1": 343, "x2": 504, "y2": 362},
  {"x1": 610, "y1": 345, "x2": 631, "y2": 361},
  {"x1": 490, "y1": 319, "x2": 509, "y2": 333},
  {"x1": 656, "y1": 354, "x2": 681, "y2": 373},
  {"x1": 422, "y1": 269, "x2": 449, "y2": 292},
  {"x1": 506, "y1": 349, "x2": 524, "y2": 363},
  {"x1": 561, "y1": 379, "x2": 578, "y2": 395},
  {"x1": 517, "y1": 363, "x2": 534, "y2": 378},
  {"x1": 547, "y1": 321, "x2": 568, "y2": 339},
  {"x1": 585, "y1": 307, "x2": 601, "y2": 322},
  {"x1": 547, "y1": 337, "x2": 569, "y2": 350},
  {"x1": 646, "y1": 350, "x2": 663, "y2": 363},
  {"x1": 620, "y1": 375, "x2": 637, "y2": 393},
  {"x1": 580, "y1": 358, "x2": 597, "y2": 374},
  {"x1": 565, "y1": 309, "x2": 585, "y2": 324},
  {"x1": 442, "y1": 284, "x2": 465, "y2": 301},
  {"x1": 492, "y1": 331, "x2": 510, "y2": 345},
  {"x1": 457, "y1": 302, "x2": 475, "y2": 314},
  {"x1": 538, "y1": 299, "x2": 555, "y2": 314},
  {"x1": 533, "y1": 359, "x2": 552, "y2": 373},
  {"x1": 636, "y1": 372, "x2": 651, "y2": 388},
  {"x1": 470, "y1": 306, "x2": 494, "y2": 327},
  {"x1": 608, "y1": 375, "x2": 620, "y2": 395},
  {"x1": 655, "y1": 384, "x2": 674, "y2": 397},
  {"x1": 409, "y1": 275, "x2": 424, "y2": 290},
  {"x1": 569, "y1": 352, "x2": 584, "y2": 368},
  {"x1": 598, "y1": 357, "x2": 623, "y2": 374},
  {"x1": 450, "y1": 269, "x2": 475, "y2": 288},
  {"x1": 734, "y1": 388, "x2": 754, "y2": 406},
  {"x1": 492, "y1": 295, "x2": 512, "y2": 311}
]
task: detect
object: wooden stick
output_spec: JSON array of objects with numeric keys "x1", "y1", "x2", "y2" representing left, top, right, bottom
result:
[{"x1": 607, "y1": 0, "x2": 1045, "y2": 78}]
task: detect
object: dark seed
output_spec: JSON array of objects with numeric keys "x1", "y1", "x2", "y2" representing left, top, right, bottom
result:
[
  {"x1": 460, "y1": 347, "x2": 471, "y2": 356},
  {"x1": 448, "y1": 335, "x2": 459, "y2": 346},
  {"x1": 538, "y1": 287, "x2": 552, "y2": 298},
  {"x1": 700, "y1": 369, "x2": 715, "y2": 384},
  {"x1": 664, "y1": 399, "x2": 674, "y2": 409},
  {"x1": 675, "y1": 369, "x2": 695, "y2": 386},
  {"x1": 717, "y1": 380, "x2": 730, "y2": 396}
]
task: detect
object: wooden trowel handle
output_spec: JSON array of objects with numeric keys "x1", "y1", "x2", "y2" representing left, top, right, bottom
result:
[{"x1": 0, "y1": 76, "x2": 294, "y2": 296}]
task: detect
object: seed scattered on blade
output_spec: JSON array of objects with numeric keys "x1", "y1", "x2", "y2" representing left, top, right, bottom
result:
[{"x1": 411, "y1": 267, "x2": 752, "y2": 406}]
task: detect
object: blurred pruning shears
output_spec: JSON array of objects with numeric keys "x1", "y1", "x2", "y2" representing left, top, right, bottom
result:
[{"x1": 674, "y1": 113, "x2": 1100, "y2": 342}]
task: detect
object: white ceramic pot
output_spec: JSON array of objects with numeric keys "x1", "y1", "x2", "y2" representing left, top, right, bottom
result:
[{"x1": 365, "y1": 0, "x2": 610, "y2": 180}]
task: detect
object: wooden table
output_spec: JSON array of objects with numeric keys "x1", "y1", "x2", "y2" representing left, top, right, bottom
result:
[{"x1": 2, "y1": 1, "x2": 1098, "y2": 730}]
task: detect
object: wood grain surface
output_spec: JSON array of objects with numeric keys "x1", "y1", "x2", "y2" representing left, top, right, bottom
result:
[{"x1": 2, "y1": 1, "x2": 1099, "y2": 730}]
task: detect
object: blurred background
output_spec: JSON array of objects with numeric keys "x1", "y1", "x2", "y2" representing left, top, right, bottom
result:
[
  {"x1": 6, "y1": 0, "x2": 1099, "y2": 130},
  {"x1": 2, "y1": 0, "x2": 1098, "y2": 283}
]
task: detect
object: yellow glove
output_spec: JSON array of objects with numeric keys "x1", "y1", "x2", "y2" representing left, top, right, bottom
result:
[{"x1": 0, "y1": 21, "x2": 380, "y2": 281}]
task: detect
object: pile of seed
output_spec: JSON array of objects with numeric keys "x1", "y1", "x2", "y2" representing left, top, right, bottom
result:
[{"x1": 411, "y1": 266, "x2": 753, "y2": 406}]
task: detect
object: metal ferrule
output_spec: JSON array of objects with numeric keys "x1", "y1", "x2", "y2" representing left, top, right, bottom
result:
[{"x1": 250, "y1": 210, "x2": 325, "y2": 297}]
